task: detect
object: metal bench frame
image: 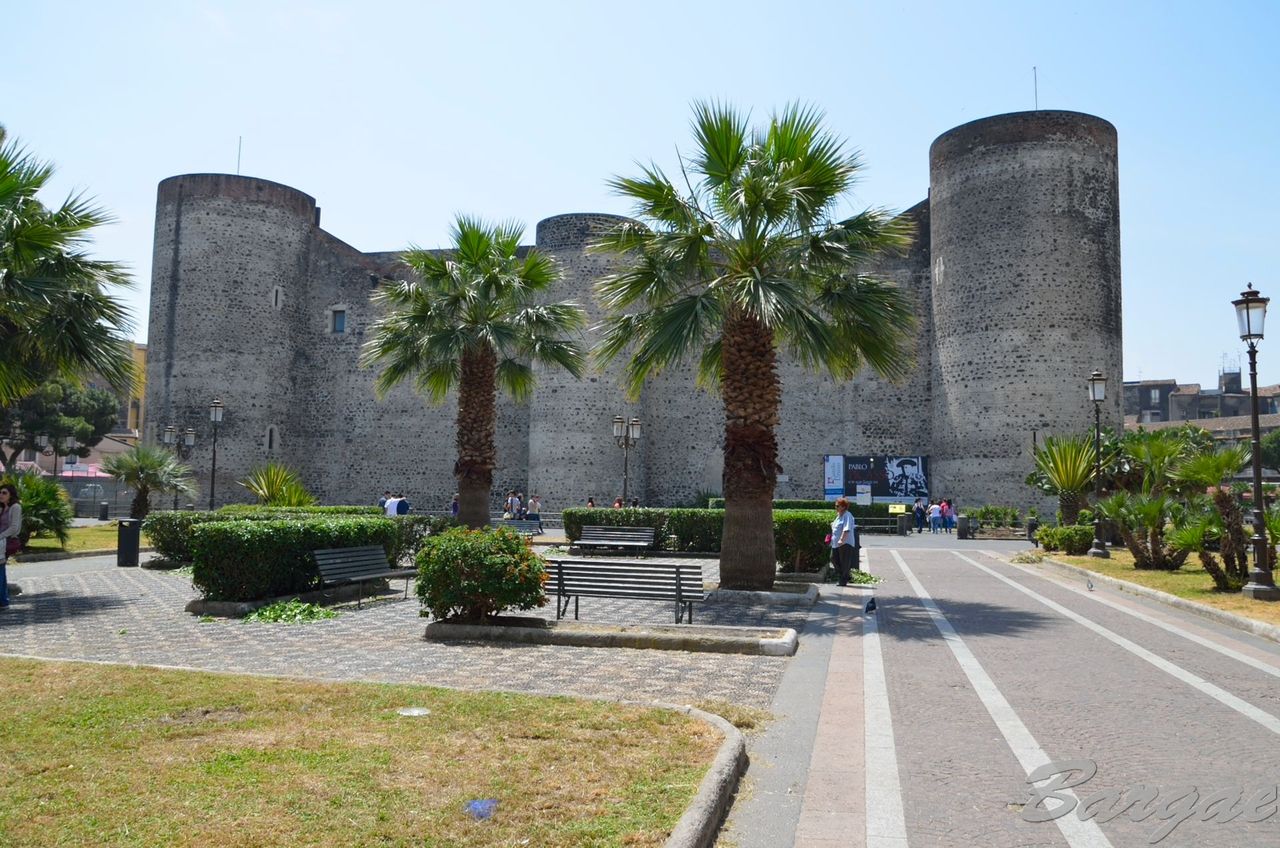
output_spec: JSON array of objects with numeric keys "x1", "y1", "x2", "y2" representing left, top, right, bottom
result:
[
  {"x1": 543, "y1": 557, "x2": 703, "y2": 623},
  {"x1": 313, "y1": 545, "x2": 415, "y2": 609},
  {"x1": 501, "y1": 519, "x2": 544, "y2": 537}
]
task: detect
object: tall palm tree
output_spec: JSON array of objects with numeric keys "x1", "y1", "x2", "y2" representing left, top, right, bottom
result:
[
  {"x1": 591, "y1": 102, "x2": 916, "y2": 590},
  {"x1": 102, "y1": 444, "x2": 196, "y2": 520},
  {"x1": 362, "y1": 216, "x2": 586, "y2": 528},
  {"x1": 0, "y1": 126, "x2": 134, "y2": 405}
]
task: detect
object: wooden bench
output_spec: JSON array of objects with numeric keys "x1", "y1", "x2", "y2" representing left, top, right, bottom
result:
[
  {"x1": 574, "y1": 525, "x2": 656, "y2": 554},
  {"x1": 313, "y1": 546, "x2": 415, "y2": 609},
  {"x1": 543, "y1": 557, "x2": 704, "y2": 623},
  {"x1": 501, "y1": 519, "x2": 543, "y2": 537}
]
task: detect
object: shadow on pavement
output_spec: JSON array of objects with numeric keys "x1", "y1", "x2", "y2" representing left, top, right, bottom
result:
[
  {"x1": 0, "y1": 588, "x2": 131, "y2": 624},
  {"x1": 875, "y1": 593, "x2": 1056, "y2": 641}
]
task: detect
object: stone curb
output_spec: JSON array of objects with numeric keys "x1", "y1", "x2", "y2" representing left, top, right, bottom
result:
[
  {"x1": 15, "y1": 546, "x2": 155, "y2": 563},
  {"x1": 423, "y1": 618, "x2": 798, "y2": 656},
  {"x1": 1032, "y1": 556, "x2": 1280, "y2": 646},
  {"x1": 704, "y1": 583, "x2": 819, "y2": 607},
  {"x1": 650, "y1": 703, "x2": 747, "y2": 848}
]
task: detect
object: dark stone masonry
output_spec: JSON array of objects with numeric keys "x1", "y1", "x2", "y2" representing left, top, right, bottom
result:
[{"x1": 145, "y1": 110, "x2": 1122, "y2": 512}]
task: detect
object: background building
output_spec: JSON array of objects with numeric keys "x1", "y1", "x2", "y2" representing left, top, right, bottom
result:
[{"x1": 145, "y1": 110, "x2": 1123, "y2": 513}]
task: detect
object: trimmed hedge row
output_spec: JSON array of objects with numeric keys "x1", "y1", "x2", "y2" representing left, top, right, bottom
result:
[
  {"x1": 1036, "y1": 524, "x2": 1094, "y2": 555},
  {"x1": 190, "y1": 517, "x2": 398, "y2": 602},
  {"x1": 144, "y1": 510, "x2": 452, "y2": 566},
  {"x1": 217, "y1": 504, "x2": 384, "y2": 516},
  {"x1": 706, "y1": 498, "x2": 890, "y2": 518},
  {"x1": 562, "y1": 507, "x2": 834, "y2": 571}
]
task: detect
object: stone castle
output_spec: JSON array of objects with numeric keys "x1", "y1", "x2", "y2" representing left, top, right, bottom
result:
[{"x1": 145, "y1": 110, "x2": 1123, "y2": 512}]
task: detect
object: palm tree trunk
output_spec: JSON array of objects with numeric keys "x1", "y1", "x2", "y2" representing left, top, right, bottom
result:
[
  {"x1": 1059, "y1": 492, "x2": 1084, "y2": 525},
  {"x1": 718, "y1": 311, "x2": 781, "y2": 590},
  {"x1": 1198, "y1": 551, "x2": 1239, "y2": 592},
  {"x1": 131, "y1": 487, "x2": 149, "y2": 520},
  {"x1": 1212, "y1": 489, "x2": 1250, "y2": 582},
  {"x1": 455, "y1": 346, "x2": 496, "y2": 529}
]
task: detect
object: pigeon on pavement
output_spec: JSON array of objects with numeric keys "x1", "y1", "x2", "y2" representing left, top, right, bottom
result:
[
  {"x1": 865, "y1": 597, "x2": 877, "y2": 614},
  {"x1": 1087, "y1": 578, "x2": 1095, "y2": 592}
]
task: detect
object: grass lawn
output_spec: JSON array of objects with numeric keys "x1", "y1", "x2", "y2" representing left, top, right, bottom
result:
[
  {"x1": 0, "y1": 658, "x2": 720, "y2": 847},
  {"x1": 1053, "y1": 550, "x2": 1280, "y2": 628},
  {"x1": 19, "y1": 523, "x2": 148, "y2": 555}
]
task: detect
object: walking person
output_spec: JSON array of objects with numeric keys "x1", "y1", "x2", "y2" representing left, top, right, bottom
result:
[
  {"x1": 526, "y1": 494, "x2": 543, "y2": 531},
  {"x1": 928, "y1": 500, "x2": 942, "y2": 533},
  {"x1": 940, "y1": 499, "x2": 953, "y2": 534},
  {"x1": 913, "y1": 497, "x2": 926, "y2": 534},
  {"x1": 0, "y1": 483, "x2": 23, "y2": 609},
  {"x1": 450, "y1": 493, "x2": 460, "y2": 519},
  {"x1": 829, "y1": 496, "x2": 859, "y2": 587}
]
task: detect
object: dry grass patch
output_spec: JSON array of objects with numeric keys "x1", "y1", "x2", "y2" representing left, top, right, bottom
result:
[
  {"x1": 1053, "y1": 550, "x2": 1280, "y2": 628},
  {"x1": 0, "y1": 658, "x2": 721, "y2": 847}
]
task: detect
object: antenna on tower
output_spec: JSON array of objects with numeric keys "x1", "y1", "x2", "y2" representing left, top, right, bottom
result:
[
  {"x1": 1033, "y1": 67, "x2": 1039, "y2": 110},
  {"x1": 236, "y1": 136, "x2": 242, "y2": 175}
]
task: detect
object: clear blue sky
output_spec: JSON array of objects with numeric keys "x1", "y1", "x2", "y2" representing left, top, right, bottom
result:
[{"x1": 7, "y1": 1, "x2": 1278, "y2": 390}]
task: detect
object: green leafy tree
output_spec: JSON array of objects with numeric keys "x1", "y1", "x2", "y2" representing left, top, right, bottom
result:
[
  {"x1": 0, "y1": 377, "x2": 119, "y2": 472},
  {"x1": 238, "y1": 462, "x2": 316, "y2": 507},
  {"x1": 1259, "y1": 428, "x2": 1280, "y2": 477},
  {"x1": 101, "y1": 444, "x2": 195, "y2": 520},
  {"x1": 0, "y1": 126, "x2": 134, "y2": 405},
  {"x1": 591, "y1": 102, "x2": 915, "y2": 590},
  {"x1": 362, "y1": 216, "x2": 586, "y2": 529}
]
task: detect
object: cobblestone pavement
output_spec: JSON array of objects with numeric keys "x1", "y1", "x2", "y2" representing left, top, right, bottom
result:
[{"x1": 0, "y1": 557, "x2": 806, "y2": 709}]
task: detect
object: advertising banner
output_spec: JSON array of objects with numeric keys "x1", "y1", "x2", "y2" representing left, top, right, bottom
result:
[
  {"x1": 823, "y1": 454, "x2": 844, "y2": 501},
  {"x1": 830, "y1": 455, "x2": 930, "y2": 503}
]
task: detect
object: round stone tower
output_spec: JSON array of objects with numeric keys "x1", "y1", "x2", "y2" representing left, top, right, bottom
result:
[
  {"x1": 527, "y1": 213, "x2": 646, "y2": 510},
  {"x1": 146, "y1": 174, "x2": 316, "y2": 506},
  {"x1": 927, "y1": 111, "x2": 1123, "y2": 507}
]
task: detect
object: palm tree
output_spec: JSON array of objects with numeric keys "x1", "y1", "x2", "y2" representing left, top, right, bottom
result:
[
  {"x1": 362, "y1": 216, "x2": 586, "y2": 528},
  {"x1": 0, "y1": 126, "x2": 134, "y2": 405},
  {"x1": 1031, "y1": 434, "x2": 1097, "y2": 525},
  {"x1": 591, "y1": 102, "x2": 915, "y2": 590},
  {"x1": 238, "y1": 462, "x2": 316, "y2": 507},
  {"x1": 101, "y1": 444, "x2": 196, "y2": 520},
  {"x1": 1169, "y1": 445, "x2": 1250, "y2": 585}
]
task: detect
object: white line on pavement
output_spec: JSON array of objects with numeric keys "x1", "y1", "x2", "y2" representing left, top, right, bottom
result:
[
  {"x1": 891, "y1": 550, "x2": 1114, "y2": 848},
  {"x1": 978, "y1": 549, "x2": 1280, "y2": 682},
  {"x1": 862, "y1": 550, "x2": 909, "y2": 847},
  {"x1": 955, "y1": 552, "x2": 1280, "y2": 736}
]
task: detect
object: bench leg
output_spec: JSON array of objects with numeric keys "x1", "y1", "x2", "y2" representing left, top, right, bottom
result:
[
  {"x1": 557, "y1": 595, "x2": 568, "y2": 620},
  {"x1": 574, "y1": 596, "x2": 579, "y2": 621}
]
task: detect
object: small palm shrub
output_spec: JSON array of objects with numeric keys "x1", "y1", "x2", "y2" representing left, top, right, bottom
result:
[
  {"x1": 238, "y1": 463, "x2": 315, "y2": 507},
  {"x1": 1, "y1": 471, "x2": 72, "y2": 546},
  {"x1": 102, "y1": 444, "x2": 195, "y2": 519},
  {"x1": 416, "y1": 527, "x2": 547, "y2": 623}
]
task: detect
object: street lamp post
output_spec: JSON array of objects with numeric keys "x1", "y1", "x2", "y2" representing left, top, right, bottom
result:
[
  {"x1": 1233, "y1": 284, "x2": 1280, "y2": 601},
  {"x1": 612, "y1": 415, "x2": 641, "y2": 505},
  {"x1": 208, "y1": 399, "x2": 224, "y2": 511},
  {"x1": 163, "y1": 425, "x2": 197, "y2": 510},
  {"x1": 1087, "y1": 370, "x2": 1110, "y2": 558}
]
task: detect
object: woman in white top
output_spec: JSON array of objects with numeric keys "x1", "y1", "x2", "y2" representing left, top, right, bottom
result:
[
  {"x1": 829, "y1": 496, "x2": 859, "y2": 586},
  {"x1": 0, "y1": 483, "x2": 23, "y2": 608}
]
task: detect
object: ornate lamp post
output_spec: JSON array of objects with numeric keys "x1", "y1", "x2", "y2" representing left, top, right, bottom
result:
[
  {"x1": 208, "y1": 399, "x2": 224, "y2": 511},
  {"x1": 1233, "y1": 284, "x2": 1280, "y2": 601},
  {"x1": 612, "y1": 415, "x2": 641, "y2": 505},
  {"x1": 163, "y1": 425, "x2": 197, "y2": 510},
  {"x1": 1087, "y1": 370, "x2": 1110, "y2": 558}
]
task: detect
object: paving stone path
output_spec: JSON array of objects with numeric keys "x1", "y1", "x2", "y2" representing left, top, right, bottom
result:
[{"x1": 0, "y1": 557, "x2": 809, "y2": 708}]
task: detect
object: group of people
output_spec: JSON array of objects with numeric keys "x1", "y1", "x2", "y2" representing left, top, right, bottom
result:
[
  {"x1": 0, "y1": 483, "x2": 23, "y2": 609},
  {"x1": 912, "y1": 497, "x2": 957, "y2": 534},
  {"x1": 378, "y1": 491, "x2": 413, "y2": 516},
  {"x1": 584, "y1": 497, "x2": 640, "y2": 509},
  {"x1": 502, "y1": 491, "x2": 542, "y2": 521}
]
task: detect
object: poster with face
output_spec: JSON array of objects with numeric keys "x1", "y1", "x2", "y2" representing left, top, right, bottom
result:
[
  {"x1": 884, "y1": 456, "x2": 929, "y2": 499},
  {"x1": 832, "y1": 455, "x2": 930, "y2": 502}
]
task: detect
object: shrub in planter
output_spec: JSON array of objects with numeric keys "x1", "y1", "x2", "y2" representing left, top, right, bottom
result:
[
  {"x1": 142, "y1": 511, "x2": 221, "y2": 561},
  {"x1": 774, "y1": 510, "x2": 831, "y2": 573},
  {"x1": 1036, "y1": 524, "x2": 1094, "y2": 555},
  {"x1": 189, "y1": 517, "x2": 397, "y2": 602},
  {"x1": 416, "y1": 526, "x2": 547, "y2": 623}
]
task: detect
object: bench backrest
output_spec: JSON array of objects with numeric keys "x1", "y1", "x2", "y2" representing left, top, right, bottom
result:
[
  {"x1": 502, "y1": 520, "x2": 542, "y2": 532},
  {"x1": 314, "y1": 546, "x2": 393, "y2": 583},
  {"x1": 578, "y1": 525, "x2": 656, "y2": 543},
  {"x1": 543, "y1": 558, "x2": 703, "y2": 601}
]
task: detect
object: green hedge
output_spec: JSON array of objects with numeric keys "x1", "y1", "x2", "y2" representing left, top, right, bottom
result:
[
  {"x1": 664, "y1": 509, "x2": 724, "y2": 552},
  {"x1": 774, "y1": 510, "x2": 832, "y2": 573},
  {"x1": 706, "y1": 498, "x2": 890, "y2": 518},
  {"x1": 144, "y1": 508, "x2": 447, "y2": 564},
  {"x1": 1036, "y1": 524, "x2": 1094, "y2": 555},
  {"x1": 189, "y1": 517, "x2": 398, "y2": 602},
  {"x1": 561, "y1": 508, "x2": 670, "y2": 543}
]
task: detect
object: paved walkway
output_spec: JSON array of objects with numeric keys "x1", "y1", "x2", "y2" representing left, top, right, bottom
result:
[{"x1": 7, "y1": 538, "x2": 1280, "y2": 847}]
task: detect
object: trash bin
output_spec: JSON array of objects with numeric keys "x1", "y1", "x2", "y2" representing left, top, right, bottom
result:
[
  {"x1": 98, "y1": 501, "x2": 110, "y2": 521},
  {"x1": 117, "y1": 518, "x2": 141, "y2": 567},
  {"x1": 1026, "y1": 518, "x2": 1040, "y2": 546},
  {"x1": 957, "y1": 515, "x2": 973, "y2": 540},
  {"x1": 896, "y1": 514, "x2": 912, "y2": 536}
]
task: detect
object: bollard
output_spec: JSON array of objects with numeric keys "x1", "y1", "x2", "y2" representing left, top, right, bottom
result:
[
  {"x1": 1026, "y1": 518, "x2": 1040, "y2": 546},
  {"x1": 99, "y1": 501, "x2": 110, "y2": 521},
  {"x1": 117, "y1": 519, "x2": 141, "y2": 567}
]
